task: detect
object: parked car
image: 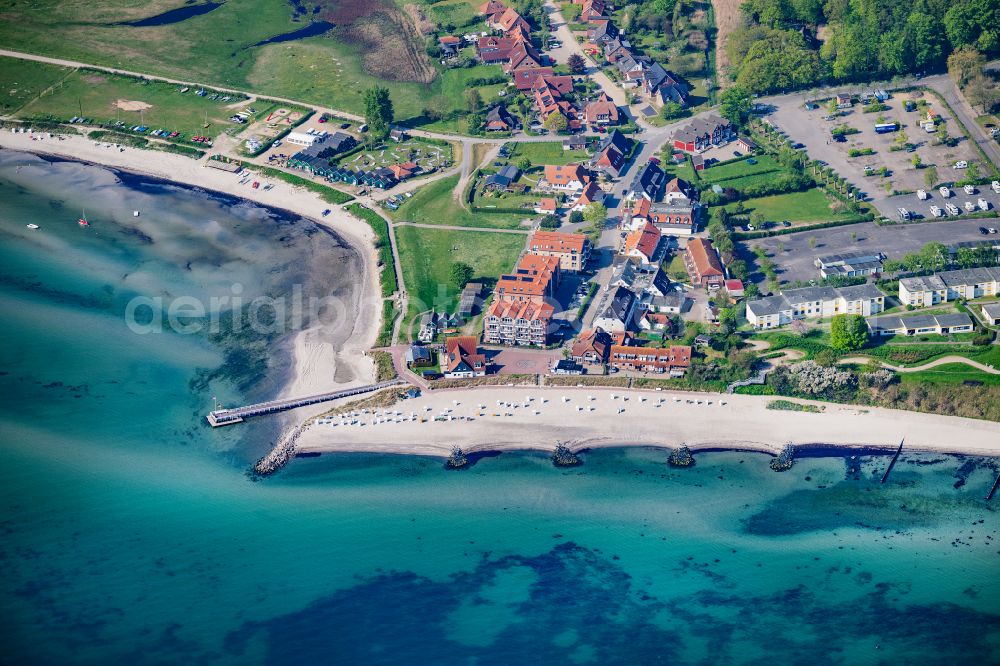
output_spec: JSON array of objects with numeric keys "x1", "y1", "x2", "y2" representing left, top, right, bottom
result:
[
  {"x1": 980, "y1": 227, "x2": 990, "y2": 235},
  {"x1": 733, "y1": 151, "x2": 742, "y2": 157}
]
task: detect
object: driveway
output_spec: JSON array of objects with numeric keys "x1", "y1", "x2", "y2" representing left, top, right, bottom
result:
[{"x1": 490, "y1": 347, "x2": 563, "y2": 374}]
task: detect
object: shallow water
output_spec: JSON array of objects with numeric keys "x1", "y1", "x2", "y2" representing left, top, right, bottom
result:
[{"x1": 0, "y1": 152, "x2": 998, "y2": 665}]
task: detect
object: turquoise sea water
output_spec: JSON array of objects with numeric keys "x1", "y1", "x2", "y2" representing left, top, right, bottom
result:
[{"x1": 0, "y1": 150, "x2": 998, "y2": 665}]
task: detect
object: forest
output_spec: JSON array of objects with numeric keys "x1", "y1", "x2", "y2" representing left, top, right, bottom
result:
[{"x1": 727, "y1": 0, "x2": 1000, "y2": 93}]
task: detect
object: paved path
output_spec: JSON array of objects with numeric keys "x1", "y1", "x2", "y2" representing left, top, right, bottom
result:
[
  {"x1": 394, "y1": 222, "x2": 530, "y2": 234},
  {"x1": 838, "y1": 355, "x2": 1000, "y2": 375}
]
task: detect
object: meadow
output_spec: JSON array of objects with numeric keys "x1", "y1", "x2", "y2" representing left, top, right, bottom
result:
[
  {"x1": 389, "y1": 175, "x2": 531, "y2": 230},
  {"x1": 394, "y1": 225, "x2": 525, "y2": 338}
]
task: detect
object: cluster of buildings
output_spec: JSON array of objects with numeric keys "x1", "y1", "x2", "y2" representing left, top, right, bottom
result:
[
  {"x1": 285, "y1": 130, "x2": 420, "y2": 190},
  {"x1": 746, "y1": 284, "x2": 886, "y2": 329},
  {"x1": 582, "y1": 8, "x2": 690, "y2": 110},
  {"x1": 570, "y1": 328, "x2": 692, "y2": 376},
  {"x1": 670, "y1": 114, "x2": 736, "y2": 157},
  {"x1": 620, "y1": 169, "x2": 698, "y2": 238},
  {"x1": 483, "y1": 230, "x2": 591, "y2": 347},
  {"x1": 898, "y1": 267, "x2": 1000, "y2": 307}
]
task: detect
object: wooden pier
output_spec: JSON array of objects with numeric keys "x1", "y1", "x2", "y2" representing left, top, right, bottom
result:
[
  {"x1": 206, "y1": 379, "x2": 405, "y2": 427},
  {"x1": 880, "y1": 438, "x2": 905, "y2": 484}
]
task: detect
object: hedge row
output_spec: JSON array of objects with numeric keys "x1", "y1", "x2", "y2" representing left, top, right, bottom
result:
[{"x1": 345, "y1": 204, "x2": 398, "y2": 297}]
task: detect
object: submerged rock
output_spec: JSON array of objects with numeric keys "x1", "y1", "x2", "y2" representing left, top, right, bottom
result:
[
  {"x1": 552, "y1": 444, "x2": 581, "y2": 467},
  {"x1": 669, "y1": 446, "x2": 695, "y2": 468},
  {"x1": 445, "y1": 446, "x2": 468, "y2": 470},
  {"x1": 770, "y1": 444, "x2": 796, "y2": 472}
]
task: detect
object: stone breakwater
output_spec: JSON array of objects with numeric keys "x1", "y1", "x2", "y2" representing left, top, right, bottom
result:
[{"x1": 253, "y1": 424, "x2": 308, "y2": 477}]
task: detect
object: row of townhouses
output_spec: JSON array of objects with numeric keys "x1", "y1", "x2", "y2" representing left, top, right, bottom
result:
[{"x1": 746, "y1": 284, "x2": 886, "y2": 329}]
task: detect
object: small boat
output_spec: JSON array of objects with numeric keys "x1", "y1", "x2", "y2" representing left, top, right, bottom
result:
[
  {"x1": 78, "y1": 210, "x2": 90, "y2": 227},
  {"x1": 26, "y1": 223, "x2": 39, "y2": 229},
  {"x1": 133, "y1": 210, "x2": 140, "y2": 217}
]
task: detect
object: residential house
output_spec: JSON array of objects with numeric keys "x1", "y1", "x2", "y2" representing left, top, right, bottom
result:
[
  {"x1": 512, "y1": 65, "x2": 554, "y2": 91},
  {"x1": 405, "y1": 345, "x2": 434, "y2": 367},
  {"x1": 624, "y1": 161, "x2": 665, "y2": 201},
  {"x1": 532, "y1": 75, "x2": 580, "y2": 131},
  {"x1": 484, "y1": 255, "x2": 561, "y2": 346},
  {"x1": 588, "y1": 20, "x2": 619, "y2": 47},
  {"x1": 528, "y1": 230, "x2": 592, "y2": 271},
  {"x1": 580, "y1": 0, "x2": 607, "y2": 22},
  {"x1": 584, "y1": 92, "x2": 619, "y2": 126},
  {"x1": 593, "y1": 286, "x2": 638, "y2": 332},
  {"x1": 438, "y1": 36, "x2": 462, "y2": 57},
  {"x1": 484, "y1": 104, "x2": 517, "y2": 132},
  {"x1": 534, "y1": 198, "x2": 558, "y2": 215},
  {"x1": 552, "y1": 359, "x2": 585, "y2": 375},
  {"x1": 645, "y1": 268, "x2": 672, "y2": 298},
  {"x1": 835, "y1": 93, "x2": 852, "y2": 109},
  {"x1": 443, "y1": 336, "x2": 488, "y2": 378},
  {"x1": 563, "y1": 136, "x2": 587, "y2": 151},
  {"x1": 621, "y1": 222, "x2": 662, "y2": 270},
  {"x1": 571, "y1": 181, "x2": 606, "y2": 211},
  {"x1": 625, "y1": 196, "x2": 695, "y2": 237},
  {"x1": 541, "y1": 164, "x2": 592, "y2": 191},
  {"x1": 640, "y1": 63, "x2": 689, "y2": 108},
  {"x1": 683, "y1": 237, "x2": 725, "y2": 288},
  {"x1": 571, "y1": 327, "x2": 615, "y2": 365},
  {"x1": 504, "y1": 41, "x2": 542, "y2": 74},
  {"x1": 865, "y1": 312, "x2": 974, "y2": 337},
  {"x1": 490, "y1": 7, "x2": 531, "y2": 37},
  {"x1": 483, "y1": 164, "x2": 521, "y2": 191},
  {"x1": 898, "y1": 267, "x2": 1000, "y2": 307},
  {"x1": 477, "y1": 35, "x2": 518, "y2": 64},
  {"x1": 389, "y1": 161, "x2": 419, "y2": 181},
  {"x1": 814, "y1": 251, "x2": 885, "y2": 278},
  {"x1": 389, "y1": 128, "x2": 409, "y2": 142},
  {"x1": 645, "y1": 292, "x2": 689, "y2": 315},
  {"x1": 671, "y1": 114, "x2": 734, "y2": 153},
  {"x1": 663, "y1": 177, "x2": 694, "y2": 204},
  {"x1": 980, "y1": 302, "x2": 1000, "y2": 325},
  {"x1": 479, "y1": 0, "x2": 507, "y2": 22},
  {"x1": 639, "y1": 310, "x2": 674, "y2": 335},
  {"x1": 609, "y1": 260, "x2": 639, "y2": 291},
  {"x1": 590, "y1": 129, "x2": 631, "y2": 177},
  {"x1": 609, "y1": 344, "x2": 692, "y2": 377},
  {"x1": 745, "y1": 284, "x2": 886, "y2": 329},
  {"x1": 725, "y1": 279, "x2": 745, "y2": 298}
]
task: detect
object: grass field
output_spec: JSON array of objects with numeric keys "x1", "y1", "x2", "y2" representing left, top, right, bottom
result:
[
  {"x1": 899, "y1": 363, "x2": 1000, "y2": 386},
  {"x1": 395, "y1": 225, "x2": 525, "y2": 337},
  {"x1": 723, "y1": 189, "x2": 854, "y2": 223},
  {"x1": 390, "y1": 175, "x2": 531, "y2": 230},
  {"x1": 506, "y1": 141, "x2": 591, "y2": 166},
  {"x1": 701, "y1": 155, "x2": 782, "y2": 183},
  {"x1": 14, "y1": 67, "x2": 253, "y2": 139},
  {"x1": 0, "y1": 1, "x2": 497, "y2": 130},
  {"x1": 0, "y1": 58, "x2": 73, "y2": 115}
]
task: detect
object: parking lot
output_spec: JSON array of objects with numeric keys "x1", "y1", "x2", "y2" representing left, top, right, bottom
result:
[
  {"x1": 749, "y1": 217, "x2": 1000, "y2": 285},
  {"x1": 885, "y1": 182, "x2": 999, "y2": 222},
  {"x1": 769, "y1": 90, "x2": 983, "y2": 215}
]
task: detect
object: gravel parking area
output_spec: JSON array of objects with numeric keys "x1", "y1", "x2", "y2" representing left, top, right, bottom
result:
[
  {"x1": 490, "y1": 348, "x2": 563, "y2": 375},
  {"x1": 769, "y1": 91, "x2": 983, "y2": 215},
  {"x1": 885, "y1": 183, "x2": 999, "y2": 222},
  {"x1": 748, "y1": 217, "x2": 998, "y2": 285}
]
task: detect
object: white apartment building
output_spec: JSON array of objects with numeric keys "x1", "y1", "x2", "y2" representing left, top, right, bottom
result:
[{"x1": 746, "y1": 284, "x2": 886, "y2": 329}]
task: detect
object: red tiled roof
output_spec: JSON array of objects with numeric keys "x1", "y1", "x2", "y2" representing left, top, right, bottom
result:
[
  {"x1": 529, "y1": 230, "x2": 588, "y2": 254},
  {"x1": 445, "y1": 336, "x2": 486, "y2": 373},
  {"x1": 686, "y1": 238, "x2": 724, "y2": 278},
  {"x1": 624, "y1": 222, "x2": 661, "y2": 261},
  {"x1": 543, "y1": 163, "x2": 589, "y2": 186}
]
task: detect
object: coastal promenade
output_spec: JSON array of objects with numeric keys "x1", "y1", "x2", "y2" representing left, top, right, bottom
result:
[{"x1": 207, "y1": 379, "x2": 405, "y2": 426}]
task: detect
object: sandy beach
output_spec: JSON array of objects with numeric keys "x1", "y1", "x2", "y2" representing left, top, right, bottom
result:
[
  {"x1": 296, "y1": 385, "x2": 1000, "y2": 458},
  {"x1": 0, "y1": 129, "x2": 381, "y2": 404}
]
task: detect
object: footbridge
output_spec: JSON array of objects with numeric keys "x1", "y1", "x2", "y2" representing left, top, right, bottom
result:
[{"x1": 206, "y1": 379, "x2": 406, "y2": 426}]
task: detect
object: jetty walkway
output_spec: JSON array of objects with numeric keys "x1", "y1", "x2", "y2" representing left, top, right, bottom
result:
[{"x1": 207, "y1": 379, "x2": 405, "y2": 426}]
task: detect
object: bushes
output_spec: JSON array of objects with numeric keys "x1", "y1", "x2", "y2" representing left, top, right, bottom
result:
[{"x1": 345, "y1": 204, "x2": 398, "y2": 297}]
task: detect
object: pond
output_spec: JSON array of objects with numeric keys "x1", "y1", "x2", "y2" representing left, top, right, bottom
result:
[{"x1": 121, "y1": 1, "x2": 225, "y2": 27}]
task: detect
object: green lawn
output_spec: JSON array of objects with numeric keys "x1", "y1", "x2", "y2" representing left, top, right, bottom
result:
[
  {"x1": 15, "y1": 68, "x2": 253, "y2": 140},
  {"x1": 0, "y1": 57, "x2": 73, "y2": 115},
  {"x1": 421, "y1": 0, "x2": 485, "y2": 29},
  {"x1": 389, "y1": 175, "x2": 531, "y2": 230},
  {"x1": 0, "y1": 0, "x2": 496, "y2": 129},
  {"x1": 700, "y1": 155, "x2": 783, "y2": 184},
  {"x1": 506, "y1": 141, "x2": 590, "y2": 166},
  {"x1": 899, "y1": 363, "x2": 1000, "y2": 386},
  {"x1": 722, "y1": 189, "x2": 855, "y2": 223},
  {"x1": 395, "y1": 225, "x2": 525, "y2": 338}
]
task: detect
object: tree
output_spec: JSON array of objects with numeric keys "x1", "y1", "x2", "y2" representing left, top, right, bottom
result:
[
  {"x1": 569, "y1": 210, "x2": 584, "y2": 224},
  {"x1": 918, "y1": 242, "x2": 948, "y2": 271},
  {"x1": 582, "y1": 202, "x2": 607, "y2": 225},
  {"x1": 956, "y1": 246, "x2": 978, "y2": 268},
  {"x1": 516, "y1": 156, "x2": 532, "y2": 172},
  {"x1": 363, "y1": 85, "x2": 394, "y2": 142},
  {"x1": 450, "y1": 262, "x2": 473, "y2": 287},
  {"x1": 464, "y1": 88, "x2": 482, "y2": 113},
  {"x1": 567, "y1": 53, "x2": 586, "y2": 74},
  {"x1": 830, "y1": 314, "x2": 868, "y2": 352},
  {"x1": 948, "y1": 46, "x2": 986, "y2": 88},
  {"x1": 539, "y1": 215, "x2": 560, "y2": 229},
  {"x1": 660, "y1": 101, "x2": 686, "y2": 120},
  {"x1": 719, "y1": 86, "x2": 753, "y2": 128},
  {"x1": 544, "y1": 112, "x2": 568, "y2": 133},
  {"x1": 923, "y1": 165, "x2": 938, "y2": 189}
]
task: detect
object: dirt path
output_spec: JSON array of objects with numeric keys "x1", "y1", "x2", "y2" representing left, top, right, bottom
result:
[
  {"x1": 838, "y1": 355, "x2": 1000, "y2": 375},
  {"x1": 710, "y1": 0, "x2": 742, "y2": 89}
]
